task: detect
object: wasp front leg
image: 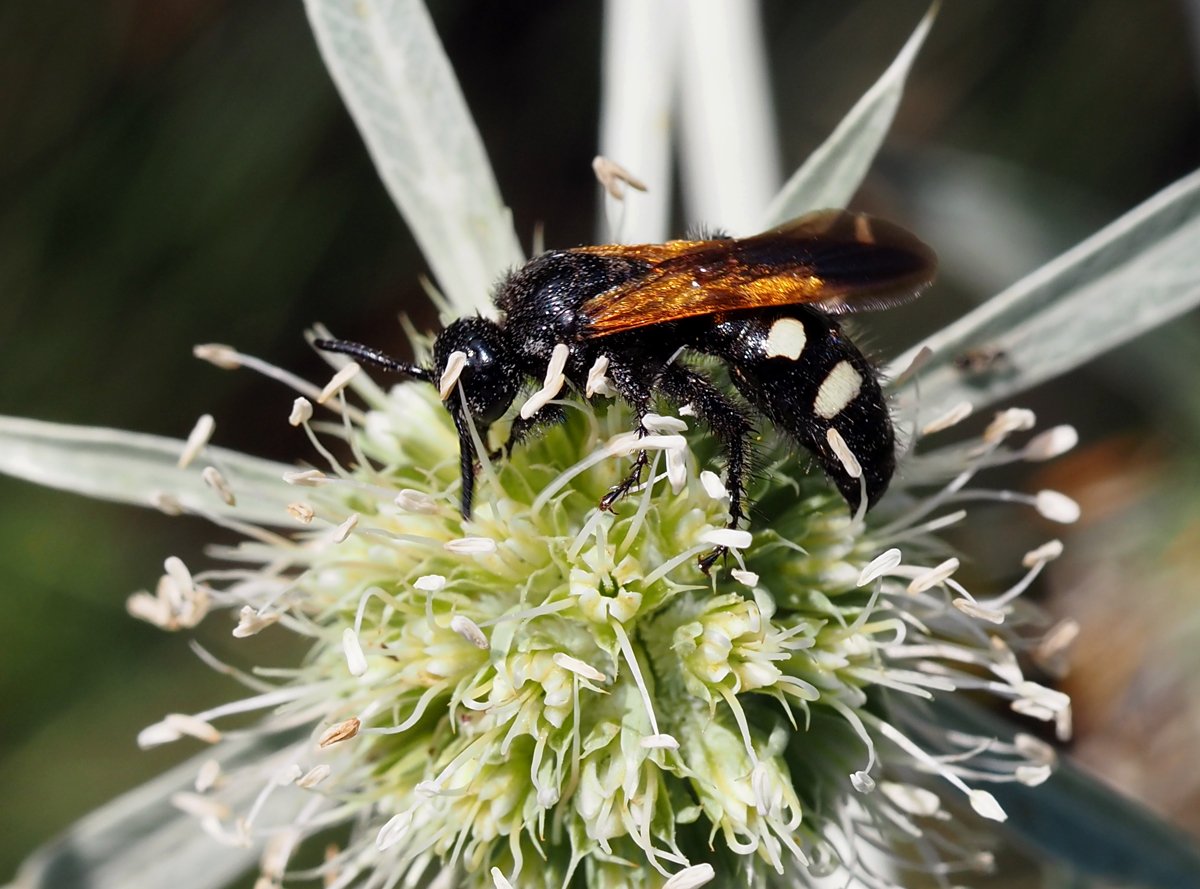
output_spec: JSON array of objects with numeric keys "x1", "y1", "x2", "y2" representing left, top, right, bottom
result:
[{"x1": 597, "y1": 360, "x2": 655, "y2": 512}]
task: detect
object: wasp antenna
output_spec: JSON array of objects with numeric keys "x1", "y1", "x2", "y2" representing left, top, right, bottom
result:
[{"x1": 313, "y1": 338, "x2": 433, "y2": 383}]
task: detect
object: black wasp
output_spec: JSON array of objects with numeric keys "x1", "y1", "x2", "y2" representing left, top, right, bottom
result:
[{"x1": 317, "y1": 209, "x2": 936, "y2": 569}]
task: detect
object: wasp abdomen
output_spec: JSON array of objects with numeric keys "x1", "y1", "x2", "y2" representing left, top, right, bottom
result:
[{"x1": 704, "y1": 307, "x2": 894, "y2": 509}]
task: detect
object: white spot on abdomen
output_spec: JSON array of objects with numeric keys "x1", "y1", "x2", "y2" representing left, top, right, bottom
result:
[
  {"x1": 814, "y1": 360, "x2": 863, "y2": 419},
  {"x1": 764, "y1": 317, "x2": 807, "y2": 360}
]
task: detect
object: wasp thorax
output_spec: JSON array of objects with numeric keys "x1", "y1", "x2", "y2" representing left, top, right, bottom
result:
[{"x1": 433, "y1": 318, "x2": 520, "y2": 425}]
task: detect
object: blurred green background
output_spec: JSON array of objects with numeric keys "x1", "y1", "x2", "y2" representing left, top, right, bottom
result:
[{"x1": 2, "y1": 0, "x2": 1199, "y2": 882}]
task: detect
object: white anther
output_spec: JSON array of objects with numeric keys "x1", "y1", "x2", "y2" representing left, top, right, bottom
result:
[
  {"x1": 553, "y1": 652, "x2": 606, "y2": 683},
  {"x1": 643, "y1": 413, "x2": 688, "y2": 433},
  {"x1": 1034, "y1": 490, "x2": 1081, "y2": 524},
  {"x1": 984, "y1": 408, "x2": 1036, "y2": 443},
  {"x1": 826, "y1": 428, "x2": 862, "y2": 479},
  {"x1": 283, "y1": 469, "x2": 326, "y2": 486},
  {"x1": 193, "y1": 343, "x2": 241, "y2": 370},
  {"x1": 171, "y1": 791, "x2": 230, "y2": 821},
  {"x1": 640, "y1": 733, "x2": 680, "y2": 750},
  {"x1": 907, "y1": 558, "x2": 960, "y2": 594},
  {"x1": 450, "y1": 615, "x2": 490, "y2": 650},
  {"x1": 700, "y1": 470, "x2": 728, "y2": 500},
  {"x1": 332, "y1": 513, "x2": 359, "y2": 543},
  {"x1": 376, "y1": 811, "x2": 413, "y2": 851},
  {"x1": 395, "y1": 489, "x2": 437, "y2": 513},
  {"x1": 318, "y1": 718, "x2": 361, "y2": 748},
  {"x1": 521, "y1": 343, "x2": 571, "y2": 419},
  {"x1": 700, "y1": 528, "x2": 752, "y2": 549},
  {"x1": 730, "y1": 569, "x2": 759, "y2": 587},
  {"x1": 665, "y1": 446, "x2": 687, "y2": 493},
  {"x1": 202, "y1": 466, "x2": 236, "y2": 506},
  {"x1": 178, "y1": 414, "x2": 215, "y2": 469},
  {"x1": 438, "y1": 350, "x2": 467, "y2": 399},
  {"x1": 920, "y1": 400, "x2": 973, "y2": 436},
  {"x1": 233, "y1": 606, "x2": 279, "y2": 637},
  {"x1": 586, "y1": 355, "x2": 613, "y2": 397},
  {"x1": 414, "y1": 574, "x2": 446, "y2": 592},
  {"x1": 195, "y1": 759, "x2": 222, "y2": 792},
  {"x1": 287, "y1": 502, "x2": 315, "y2": 524},
  {"x1": 1023, "y1": 425, "x2": 1078, "y2": 461},
  {"x1": 592, "y1": 155, "x2": 648, "y2": 200},
  {"x1": 1022, "y1": 539, "x2": 1064, "y2": 567},
  {"x1": 968, "y1": 789, "x2": 1007, "y2": 822},
  {"x1": 953, "y1": 598, "x2": 1005, "y2": 624},
  {"x1": 164, "y1": 713, "x2": 222, "y2": 744},
  {"x1": 851, "y1": 770, "x2": 876, "y2": 792},
  {"x1": 663, "y1": 863, "x2": 715, "y2": 889},
  {"x1": 857, "y1": 548, "x2": 901, "y2": 587},
  {"x1": 342, "y1": 628, "x2": 367, "y2": 676},
  {"x1": 318, "y1": 363, "x2": 360, "y2": 404},
  {"x1": 444, "y1": 536, "x2": 498, "y2": 554},
  {"x1": 289, "y1": 397, "x2": 314, "y2": 426},
  {"x1": 298, "y1": 764, "x2": 332, "y2": 788}
]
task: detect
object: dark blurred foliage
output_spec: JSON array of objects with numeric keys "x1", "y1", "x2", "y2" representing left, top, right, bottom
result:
[{"x1": 1, "y1": 0, "x2": 1198, "y2": 880}]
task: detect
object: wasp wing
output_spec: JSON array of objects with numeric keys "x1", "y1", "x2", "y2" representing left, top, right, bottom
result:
[{"x1": 576, "y1": 209, "x2": 936, "y2": 337}]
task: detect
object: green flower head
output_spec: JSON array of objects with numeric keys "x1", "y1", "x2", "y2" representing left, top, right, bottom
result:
[{"x1": 135, "y1": 344, "x2": 1073, "y2": 888}]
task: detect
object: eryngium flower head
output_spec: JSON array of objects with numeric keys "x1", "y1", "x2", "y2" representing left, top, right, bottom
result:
[{"x1": 138, "y1": 343, "x2": 1076, "y2": 889}]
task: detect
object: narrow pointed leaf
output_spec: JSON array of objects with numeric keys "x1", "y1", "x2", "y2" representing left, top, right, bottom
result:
[
  {"x1": 6, "y1": 733, "x2": 301, "y2": 889},
  {"x1": 888, "y1": 168, "x2": 1200, "y2": 418},
  {"x1": 598, "y1": 0, "x2": 676, "y2": 243},
  {"x1": 0, "y1": 416, "x2": 296, "y2": 527},
  {"x1": 303, "y1": 0, "x2": 523, "y2": 319},
  {"x1": 764, "y1": 2, "x2": 938, "y2": 224},
  {"x1": 677, "y1": 0, "x2": 779, "y2": 235}
]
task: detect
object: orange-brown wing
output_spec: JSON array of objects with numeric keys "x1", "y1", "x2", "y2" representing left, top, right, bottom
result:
[{"x1": 575, "y1": 209, "x2": 936, "y2": 337}]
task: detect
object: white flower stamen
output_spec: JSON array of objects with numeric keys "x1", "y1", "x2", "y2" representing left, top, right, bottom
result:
[
  {"x1": 202, "y1": 466, "x2": 236, "y2": 506},
  {"x1": 438, "y1": 350, "x2": 468, "y2": 399},
  {"x1": 289, "y1": 397, "x2": 314, "y2": 427},
  {"x1": 318, "y1": 363, "x2": 361, "y2": 404},
  {"x1": 585, "y1": 354, "x2": 613, "y2": 397},
  {"x1": 178, "y1": 414, "x2": 215, "y2": 469},
  {"x1": 520, "y1": 343, "x2": 571, "y2": 419}
]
